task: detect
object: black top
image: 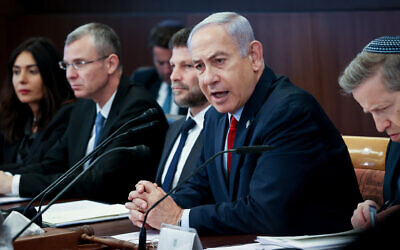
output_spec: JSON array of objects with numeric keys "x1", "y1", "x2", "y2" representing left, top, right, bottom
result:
[{"x1": 0, "y1": 103, "x2": 74, "y2": 168}]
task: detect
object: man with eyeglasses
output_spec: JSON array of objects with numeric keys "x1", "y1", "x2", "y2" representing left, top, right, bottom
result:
[{"x1": 0, "y1": 23, "x2": 168, "y2": 203}]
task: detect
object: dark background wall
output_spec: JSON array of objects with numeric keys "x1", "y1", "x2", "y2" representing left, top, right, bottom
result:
[{"x1": 2, "y1": 0, "x2": 400, "y2": 137}]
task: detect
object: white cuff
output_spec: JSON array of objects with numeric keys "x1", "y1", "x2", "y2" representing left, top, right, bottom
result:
[
  {"x1": 11, "y1": 174, "x2": 21, "y2": 196},
  {"x1": 181, "y1": 209, "x2": 190, "y2": 228}
]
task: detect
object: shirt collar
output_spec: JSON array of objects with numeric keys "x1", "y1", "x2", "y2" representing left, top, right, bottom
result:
[
  {"x1": 96, "y1": 91, "x2": 117, "y2": 119},
  {"x1": 228, "y1": 107, "x2": 244, "y2": 122},
  {"x1": 186, "y1": 105, "x2": 211, "y2": 130}
]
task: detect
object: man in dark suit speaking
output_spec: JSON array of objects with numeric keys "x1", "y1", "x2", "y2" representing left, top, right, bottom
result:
[
  {"x1": 0, "y1": 23, "x2": 168, "y2": 203},
  {"x1": 126, "y1": 12, "x2": 361, "y2": 235},
  {"x1": 155, "y1": 28, "x2": 209, "y2": 192}
]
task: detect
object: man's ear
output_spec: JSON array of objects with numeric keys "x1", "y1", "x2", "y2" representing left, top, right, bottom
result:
[
  {"x1": 106, "y1": 54, "x2": 120, "y2": 74},
  {"x1": 248, "y1": 41, "x2": 263, "y2": 71}
]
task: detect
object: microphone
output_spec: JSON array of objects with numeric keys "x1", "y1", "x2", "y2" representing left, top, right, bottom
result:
[
  {"x1": 35, "y1": 121, "x2": 158, "y2": 214},
  {"x1": 23, "y1": 108, "x2": 159, "y2": 216},
  {"x1": 13, "y1": 145, "x2": 150, "y2": 241},
  {"x1": 138, "y1": 144, "x2": 274, "y2": 250},
  {"x1": 232, "y1": 145, "x2": 275, "y2": 154}
]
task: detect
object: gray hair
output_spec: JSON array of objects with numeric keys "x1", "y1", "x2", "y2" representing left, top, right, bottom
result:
[
  {"x1": 339, "y1": 52, "x2": 400, "y2": 94},
  {"x1": 188, "y1": 12, "x2": 255, "y2": 57},
  {"x1": 65, "y1": 23, "x2": 122, "y2": 68}
]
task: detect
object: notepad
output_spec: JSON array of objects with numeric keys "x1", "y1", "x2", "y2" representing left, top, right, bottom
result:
[
  {"x1": 37, "y1": 200, "x2": 129, "y2": 227},
  {"x1": 256, "y1": 228, "x2": 362, "y2": 249}
]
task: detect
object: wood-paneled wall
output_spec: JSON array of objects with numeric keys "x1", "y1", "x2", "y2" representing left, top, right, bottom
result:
[{"x1": 2, "y1": 4, "x2": 400, "y2": 137}]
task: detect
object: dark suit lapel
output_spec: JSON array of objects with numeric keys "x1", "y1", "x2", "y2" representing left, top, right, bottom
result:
[
  {"x1": 215, "y1": 115, "x2": 229, "y2": 198},
  {"x1": 228, "y1": 69, "x2": 274, "y2": 200},
  {"x1": 155, "y1": 118, "x2": 185, "y2": 184},
  {"x1": 73, "y1": 101, "x2": 96, "y2": 161},
  {"x1": 96, "y1": 76, "x2": 130, "y2": 144},
  {"x1": 229, "y1": 115, "x2": 252, "y2": 200},
  {"x1": 178, "y1": 130, "x2": 203, "y2": 185}
]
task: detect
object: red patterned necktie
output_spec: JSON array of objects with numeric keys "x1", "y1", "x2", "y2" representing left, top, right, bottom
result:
[{"x1": 227, "y1": 116, "x2": 238, "y2": 177}]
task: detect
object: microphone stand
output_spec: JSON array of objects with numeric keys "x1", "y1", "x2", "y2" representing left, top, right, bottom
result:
[
  {"x1": 138, "y1": 145, "x2": 274, "y2": 250},
  {"x1": 13, "y1": 145, "x2": 148, "y2": 241},
  {"x1": 24, "y1": 119, "x2": 157, "y2": 216},
  {"x1": 36, "y1": 121, "x2": 158, "y2": 214}
]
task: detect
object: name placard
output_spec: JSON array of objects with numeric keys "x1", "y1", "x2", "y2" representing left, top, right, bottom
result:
[{"x1": 157, "y1": 223, "x2": 203, "y2": 250}]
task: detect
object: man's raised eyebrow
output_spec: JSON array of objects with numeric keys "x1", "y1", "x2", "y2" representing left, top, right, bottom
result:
[{"x1": 193, "y1": 51, "x2": 228, "y2": 65}]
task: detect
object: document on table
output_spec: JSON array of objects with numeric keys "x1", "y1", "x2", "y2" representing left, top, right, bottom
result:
[
  {"x1": 0, "y1": 194, "x2": 31, "y2": 205},
  {"x1": 112, "y1": 229, "x2": 160, "y2": 245},
  {"x1": 256, "y1": 228, "x2": 362, "y2": 249},
  {"x1": 205, "y1": 242, "x2": 284, "y2": 249},
  {"x1": 37, "y1": 200, "x2": 129, "y2": 227}
]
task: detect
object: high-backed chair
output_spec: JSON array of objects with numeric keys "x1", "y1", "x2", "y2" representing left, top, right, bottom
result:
[{"x1": 342, "y1": 135, "x2": 389, "y2": 206}]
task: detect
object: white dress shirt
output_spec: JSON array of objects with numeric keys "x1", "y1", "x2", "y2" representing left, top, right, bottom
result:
[
  {"x1": 83, "y1": 92, "x2": 116, "y2": 169},
  {"x1": 161, "y1": 106, "x2": 210, "y2": 190}
]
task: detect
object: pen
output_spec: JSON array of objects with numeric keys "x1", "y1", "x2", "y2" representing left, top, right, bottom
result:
[
  {"x1": 378, "y1": 199, "x2": 395, "y2": 213},
  {"x1": 369, "y1": 205, "x2": 377, "y2": 227}
]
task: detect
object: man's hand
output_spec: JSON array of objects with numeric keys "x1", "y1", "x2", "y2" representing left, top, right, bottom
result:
[
  {"x1": 125, "y1": 180, "x2": 183, "y2": 230},
  {"x1": 351, "y1": 200, "x2": 378, "y2": 229},
  {"x1": 0, "y1": 171, "x2": 13, "y2": 194}
]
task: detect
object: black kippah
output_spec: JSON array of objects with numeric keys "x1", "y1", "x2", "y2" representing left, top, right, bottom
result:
[{"x1": 363, "y1": 36, "x2": 400, "y2": 53}]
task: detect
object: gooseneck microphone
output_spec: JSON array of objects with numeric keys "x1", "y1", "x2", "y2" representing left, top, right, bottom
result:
[
  {"x1": 36, "y1": 120, "x2": 158, "y2": 213},
  {"x1": 23, "y1": 108, "x2": 158, "y2": 216},
  {"x1": 13, "y1": 145, "x2": 150, "y2": 241},
  {"x1": 138, "y1": 144, "x2": 274, "y2": 250}
]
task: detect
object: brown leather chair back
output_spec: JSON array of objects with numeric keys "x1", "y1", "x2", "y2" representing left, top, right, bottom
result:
[
  {"x1": 342, "y1": 135, "x2": 389, "y2": 206},
  {"x1": 342, "y1": 135, "x2": 389, "y2": 171}
]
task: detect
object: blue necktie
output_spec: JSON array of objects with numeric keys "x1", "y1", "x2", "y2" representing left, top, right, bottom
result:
[
  {"x1": 162, "y1": 118, "x2": 196, "y2": 192},
  {"x1": 162, "y1": 86, "x2": 172, "y2": 114},
  {"x1": 93, "y1": 112, "x2": 105, "y2": 148}
]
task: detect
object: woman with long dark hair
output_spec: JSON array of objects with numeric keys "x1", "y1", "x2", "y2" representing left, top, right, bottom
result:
[{"x1": 0, "y1": 37, "x2": 75, "y2": 166}]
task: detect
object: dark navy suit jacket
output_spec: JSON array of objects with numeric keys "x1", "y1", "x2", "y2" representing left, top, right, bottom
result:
[
  {"x1": 172, "y1": 67, "x2": 362, "y2": 236},
  {"x1": 0, "y1": 103, "x2": 74, "y2": 166},
  {"x1": 9, "y1": 76, "x2": 168, "y2": 203},
  {"x1": 155, "y1": 117, "x2": 203, "y2": 188},
  {"x1": 383, "y1": 140, "x2": 400, "y2": 204}
]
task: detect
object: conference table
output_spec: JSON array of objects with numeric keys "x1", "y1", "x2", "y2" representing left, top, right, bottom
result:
[{"x1": 1, "y1": 199, "x2": 256, "y2": 249}]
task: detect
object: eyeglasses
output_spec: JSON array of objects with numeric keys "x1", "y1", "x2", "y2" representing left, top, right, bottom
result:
[{"x1": 58, "y1": 55, "x2": 109, "y2": 70}]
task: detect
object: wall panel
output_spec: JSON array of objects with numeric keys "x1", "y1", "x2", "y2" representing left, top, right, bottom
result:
[{"x1": 2, "y1": 9, "x2": 400, "y2": 137}]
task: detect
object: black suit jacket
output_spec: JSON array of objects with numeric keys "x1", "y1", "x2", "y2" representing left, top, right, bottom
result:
[
  {"x1": 172, "y1": 67, "x2": 362, "y2": 235},
  {"x1": 0, "y1": 103, "x2": 74, "y2": 166},
  {"x1": 383, "y1": 140, "x2": 400, "y2": 205},
  {"x1": 155, "y1": 117, "x2": 203, "y2": 188},
  {"x1": 130, "y1": 67, "x2": 187, "y2": 115},
  {"x1": 11, "y1": 75, "x2": 168, "y2": 203}
]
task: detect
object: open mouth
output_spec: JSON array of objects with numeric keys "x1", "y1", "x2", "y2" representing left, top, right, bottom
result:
[{"x1": 211, "y1": 91, "x2": 229, "y2": 99}]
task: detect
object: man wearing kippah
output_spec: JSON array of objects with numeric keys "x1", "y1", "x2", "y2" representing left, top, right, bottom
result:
[{"x1": 339, "y1": 36, "x2": 400, "y2": 230}]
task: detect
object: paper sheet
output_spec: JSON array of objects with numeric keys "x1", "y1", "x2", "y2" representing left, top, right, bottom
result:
[
  {"x1": 37, "y1": 200, "x2": 129, "y2": 227},
  {"x1": 256, "y1": 229, "x2": 362, "y2": 249},
  {"x1": 205, "y1": 242, "x2": 284, "y2": 250},
  {"x1": 112, "y1": 229, "x2": 160, "y2": 245}
]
